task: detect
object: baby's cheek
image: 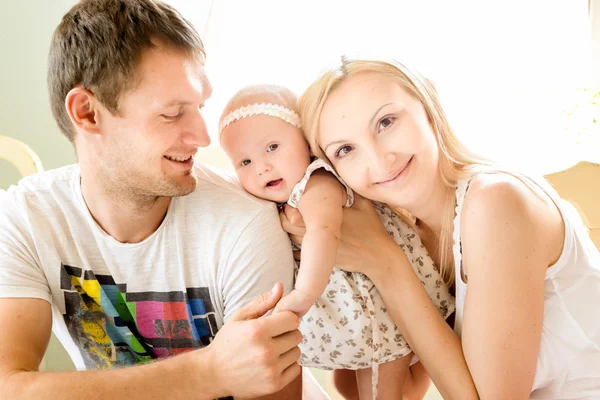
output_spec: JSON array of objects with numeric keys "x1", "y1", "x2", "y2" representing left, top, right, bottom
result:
[
  {"x1": 237, "y1": 173, "x2": 254, "y2": 192},
  {"x1": 291, "y1": 167, "x2": 308, "y2": 185}
]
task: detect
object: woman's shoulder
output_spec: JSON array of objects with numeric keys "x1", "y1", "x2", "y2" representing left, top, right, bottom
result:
[
  {"x1": 463, "y1": 172, "x2": 555, "y2": 226},
  {"x1": 460, "y1": 172, "x2": 564, "y2": 264}
]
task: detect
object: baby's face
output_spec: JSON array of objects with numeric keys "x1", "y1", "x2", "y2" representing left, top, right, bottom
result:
[{"x1": 221, "y1": 114, "x2": 312, "y2": 203}]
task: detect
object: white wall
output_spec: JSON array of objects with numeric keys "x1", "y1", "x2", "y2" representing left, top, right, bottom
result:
[
  {"x1": 0, "y1": 1, "x2": 78, "y2": 189},
  {"x1": 592, "y1": 0, "x2": 600, "y2": 86},
  {"x1": 0, "y1": 0, "x2": 79, "y2": 370}
]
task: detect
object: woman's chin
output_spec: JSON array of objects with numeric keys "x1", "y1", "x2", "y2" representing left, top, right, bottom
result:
[{"x1": 372, "y1": 189, "x2": 412, "y2": 210}]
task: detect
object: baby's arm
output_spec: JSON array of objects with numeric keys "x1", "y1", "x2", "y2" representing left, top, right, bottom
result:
[{"x1": 274, "y1": 170, "x2": 346, "y2": 317}]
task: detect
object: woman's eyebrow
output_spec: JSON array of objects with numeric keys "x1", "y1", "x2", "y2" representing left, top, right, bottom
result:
[
  {"x1": 369, "y1": 102, "x2": 394, "y2": 127},
  {"x1": 323, "y1": 140, "x2": 348, "y2": 153},
  {"x1": 323, "y1": 102, "x2": 396, "y2": 152}
]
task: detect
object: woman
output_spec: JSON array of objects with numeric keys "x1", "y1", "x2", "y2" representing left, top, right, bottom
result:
[{"x1": 282, "y1": 58, "x2": 600, "y2": 399}]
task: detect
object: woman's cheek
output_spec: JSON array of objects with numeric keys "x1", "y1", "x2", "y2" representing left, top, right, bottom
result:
[{"x1": 338, "y1": 166, "x2": 362, "y2": 193}]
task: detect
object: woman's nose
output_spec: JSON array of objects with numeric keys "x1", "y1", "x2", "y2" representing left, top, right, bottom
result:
[{"x1": 368, "y1": 146, "x2": 396, "y2": 175}]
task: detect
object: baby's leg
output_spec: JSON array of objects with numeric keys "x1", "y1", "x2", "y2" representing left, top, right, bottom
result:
[
  {"x1": 333, "y1": 369, "x2": 359, "y2": 399},
  {"x1": 356, "y1": 355, "x2": 411, "y2": 399},
  {"x1": 404, "y1": 361, "x2": 432, "y2": 399}
]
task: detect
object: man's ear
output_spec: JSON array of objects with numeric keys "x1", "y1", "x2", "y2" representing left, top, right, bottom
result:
[{"x1": 65, "y1": 87, "x2": 101, "y2": 135}]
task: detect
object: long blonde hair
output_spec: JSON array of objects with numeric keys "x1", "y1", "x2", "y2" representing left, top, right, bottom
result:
[{"x1": 298, "y1": 58, "x2": 489, "y2": 287}]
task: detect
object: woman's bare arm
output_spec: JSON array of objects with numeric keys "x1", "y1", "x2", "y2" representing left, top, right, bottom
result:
[{"x1": 458, "y1": 174, "x2": 562, "y2": 398}]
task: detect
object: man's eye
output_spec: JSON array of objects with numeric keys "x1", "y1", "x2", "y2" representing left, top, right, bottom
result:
[
  {"x1": 267, "y1": 144, "x2": 279, "y2": 152},
  {"x1": 241, "y1": 159, "x2": 251, "y2": 167},
  {"x1": 161, "y1": 113, "x2": 182, "y2": 121}
]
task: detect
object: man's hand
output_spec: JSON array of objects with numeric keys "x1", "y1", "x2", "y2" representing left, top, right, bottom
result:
[{"x1": 207, "y1": 282, "x2": 303, "y2": 398}]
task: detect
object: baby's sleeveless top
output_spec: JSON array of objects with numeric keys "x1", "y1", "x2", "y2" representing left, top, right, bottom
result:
[
  {"x1": 453, "y1": 169, "x2": 600, "y2": 399},
  {"x1": 288, "y1": 159, "x2": 455, "y2": 370}
]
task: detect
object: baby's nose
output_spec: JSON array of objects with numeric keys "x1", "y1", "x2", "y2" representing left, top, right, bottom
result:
[{"x1": 257, "y1": 162, "x2": 272, "y2": 175}]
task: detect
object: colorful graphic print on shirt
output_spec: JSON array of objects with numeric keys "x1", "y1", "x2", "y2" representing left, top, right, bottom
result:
[{"x1": 60, "y1": 264, "x2": 219, "y2": 370}]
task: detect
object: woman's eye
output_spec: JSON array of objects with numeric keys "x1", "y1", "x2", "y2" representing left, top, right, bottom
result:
[
  {"x1": 334, "y1": 145, "x2": 353, "y2": 159},
  {"x1": 267, "y1": 143, "x2": 279, "y2": 152},
  {"x1": 378, "y1": 116, "x2": 395, "y2": 132},
  {"x1": 241, "y1": 159, "x2": 251, "y2": 167}
]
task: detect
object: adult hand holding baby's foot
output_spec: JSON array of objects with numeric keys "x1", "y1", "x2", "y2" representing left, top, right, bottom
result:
[{"x1": 273, "y1": 289, "x2": 314, "y2": 318}]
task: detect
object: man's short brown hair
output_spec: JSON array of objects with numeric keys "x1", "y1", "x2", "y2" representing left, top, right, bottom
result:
[{"x1": 48, "y1": 0, "x2": 206, "y2": 142}]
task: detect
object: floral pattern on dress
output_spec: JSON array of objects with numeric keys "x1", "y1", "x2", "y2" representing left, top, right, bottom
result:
[{"x1": 286, "y1": 160, "x2": 455, "y2": 370}]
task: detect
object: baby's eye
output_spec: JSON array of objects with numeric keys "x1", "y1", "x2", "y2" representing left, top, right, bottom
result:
[
  {"x1": 378, "y1": 116, "x2": 396, "y2": 133},
  {"x1": 267, "y1": 143, "x2": 279, "y2": 152},
  {"x1": 334, "y1": 145, "x2": 353, "y2": 159},
  {"x1": 240, "y1": 159, "x2": 251, "y2": 167}
]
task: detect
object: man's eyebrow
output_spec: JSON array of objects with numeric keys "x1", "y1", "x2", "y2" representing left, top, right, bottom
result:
[
  {"x1": 159, "y1": 81, "x2": 213, "y2": 109},
  {"x1": 160, "y1": 100, "x2": 193, "y2": 108}
]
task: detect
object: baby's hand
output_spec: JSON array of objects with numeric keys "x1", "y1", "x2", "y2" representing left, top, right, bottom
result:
[{"x1": 273, "y1": 289, "x2": 315, "y2": 318}]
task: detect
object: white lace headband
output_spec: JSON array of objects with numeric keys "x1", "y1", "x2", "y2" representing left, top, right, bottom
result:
[{"x1": 219, "y1": 102, "x2": 302, "y2": 133}]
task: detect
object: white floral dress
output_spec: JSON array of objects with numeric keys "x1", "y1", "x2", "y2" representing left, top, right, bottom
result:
[{"x1": 286, "y1": 159, "x2": 455, "y2": 372}]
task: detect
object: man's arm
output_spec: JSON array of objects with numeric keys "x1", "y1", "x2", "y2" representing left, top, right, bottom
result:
[
  {"x1": 0, "y1": 297, "x2": 220, "y2": 399},
  {"x1": 220, "y1": 204, "x2": 303, "y2": 399},
  {"x1": 0, "y1": 285, "x2": 302, "y2": 400},
  {"x1": 221, "y1": 204, "x2": 296, "y2": 320}
]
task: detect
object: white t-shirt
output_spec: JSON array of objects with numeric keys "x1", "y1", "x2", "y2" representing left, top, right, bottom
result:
[{"x1": 0, "y1": 163, "x2": 295, "y2": 371}]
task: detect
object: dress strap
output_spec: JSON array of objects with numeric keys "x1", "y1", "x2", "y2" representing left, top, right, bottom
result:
[
  {"x1": 287, "y1": 158, "x2": 354, "y2": 209},
  {"x1": 453, "y1": 177, "x2": 472, "y2": 285}
]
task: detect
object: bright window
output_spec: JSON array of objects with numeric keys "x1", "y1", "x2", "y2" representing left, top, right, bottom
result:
[{"x1": 168, "y1": 0, "x2": 594, "y2": 174}]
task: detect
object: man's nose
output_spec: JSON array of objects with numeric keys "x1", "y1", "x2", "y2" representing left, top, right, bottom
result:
[{"x1": 183, "y1": 109, "x2": 211, "y2": 148}]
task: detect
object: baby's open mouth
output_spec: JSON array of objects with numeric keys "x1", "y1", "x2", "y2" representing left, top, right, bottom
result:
[{"x1": 266, "y1": 179, "x2": 283, "y2": 187}]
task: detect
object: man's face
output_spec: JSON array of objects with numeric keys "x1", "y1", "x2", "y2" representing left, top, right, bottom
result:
[{"x1": 95, "y1": 44, "x2": 212, "y2": 199}]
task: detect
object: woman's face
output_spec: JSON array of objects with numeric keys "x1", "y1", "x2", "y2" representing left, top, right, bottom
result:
[{"x1": 318, "y1": 72, "x2": 440, "y2": 210}]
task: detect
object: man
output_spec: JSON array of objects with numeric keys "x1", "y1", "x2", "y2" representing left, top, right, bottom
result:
[{"x1": 0, "y1": 0, "x2": 305, "y2": 398}]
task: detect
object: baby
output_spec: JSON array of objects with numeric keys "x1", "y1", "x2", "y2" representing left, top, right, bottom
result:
[{"x1": 219, "y1": 84, "x2": 454, "y2": 399}]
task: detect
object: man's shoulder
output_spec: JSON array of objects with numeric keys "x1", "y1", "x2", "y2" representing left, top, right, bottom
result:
[
  {"x1": 187, "y1": 162, "x2": 276, "y2": 216},
  {"x1": 1, "y1": 164, "x2": 79, "y2": 212}
]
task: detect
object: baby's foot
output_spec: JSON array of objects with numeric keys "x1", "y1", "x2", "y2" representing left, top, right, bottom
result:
[{"x1": 273, "y1": 289, "x2": 314, "y2": 318}]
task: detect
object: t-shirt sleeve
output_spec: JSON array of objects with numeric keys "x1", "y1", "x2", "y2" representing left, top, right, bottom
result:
[
  {"x1": 0, "y1": 190, "x2": 51, "y2": 303},
  {"x1": 220, "y1": 204, "x2": 295, "y2": 322}
]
